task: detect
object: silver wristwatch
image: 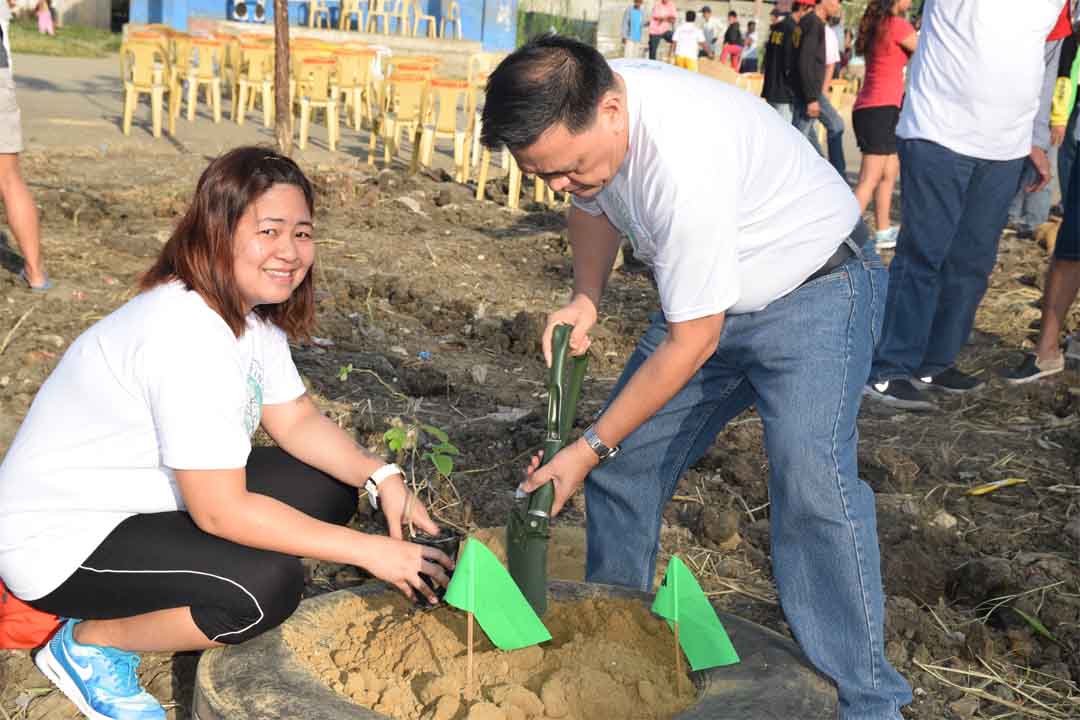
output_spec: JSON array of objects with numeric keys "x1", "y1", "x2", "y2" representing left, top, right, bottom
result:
[{"x1": 583, "y1": 424, "x2": 620, "y2": 463}]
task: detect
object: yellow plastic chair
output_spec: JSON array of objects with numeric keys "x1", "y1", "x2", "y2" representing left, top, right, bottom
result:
[
  {"x1": 234, "y1": 44, "x2": 275, "y2": 127},
  {"x1": 413, "y1": 0, "x2": 436, "y2": 38},
  {"x1": 441, "y1": 0, "x2": 462, "y2": 39},
  {"x1": 339, "y1": 0, "x2": 366, "y2": 30},
  {"x1": 122, "y1": 39, "x2": 173, "y2": 137},
  {"x1": 307, "y1": 0, "x2": 331, "y2": 28},
  {"x1": 391, "y1": 0, "x2": 412, "y2": 36},
  {"x1": 462, "y1": 52, "x2": 500, "y2": 183},
  {"x1": 165, "y1": 32, "x2": 193, "y2": 128},
  {"x1": 735, "y1": 71, "x2": 764, "y2": 96},
  {"x1": 335, "y1": 48, "x2": 376, "y2": 130},
  {"x1": 366, "y1": 0, "x2": 394, "y2": 33},
  {"x1": 381, "y1": 72, "x2": 429, "y2": 169},
  {"x1": 296, "y1": 57, "x2": 340, "y2": 151},
  {"x1": 186, "y1": 38, "x2": 224, "y2": 123},
  {"x1": 419, "y1": 78, "x2": 467, "y2": 179}
]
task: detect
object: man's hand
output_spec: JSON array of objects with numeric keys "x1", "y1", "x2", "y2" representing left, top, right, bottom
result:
[
  {"x1": 541, "y1": 294, "x2": 598, "y2": 367},
  {"x1": 1051, "y1": 125, "x2": 1066, "y2": 147},
  {"x1": 806, "y1": 101, "x2": 821, "y2": 118},
  {"x1": 517, "y1": 440, "x2": 599, "y2": 517},
  {"x1": 1026, "y1": 146, "x2": 1051, "y2": 193},
  {"x1": 377, "y1": 474, "x2": 440, "y2": 540}
]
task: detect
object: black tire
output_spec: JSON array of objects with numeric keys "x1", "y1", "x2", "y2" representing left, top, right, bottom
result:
[{"x1": 194, "y1": 581, "x2": 837, "y2": 720}]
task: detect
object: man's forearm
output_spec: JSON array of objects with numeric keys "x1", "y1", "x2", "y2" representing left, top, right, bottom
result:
[
  {"x1": 568, "y1": 207, "x2": 622, "y2": 307},
  {"x1": 593, "y1": 322, "x2": 722, "y2": 447}
]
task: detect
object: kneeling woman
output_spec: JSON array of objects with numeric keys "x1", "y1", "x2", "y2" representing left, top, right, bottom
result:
[{"x1": 0, "y1": 147, "x2": 454, "y2": 720}]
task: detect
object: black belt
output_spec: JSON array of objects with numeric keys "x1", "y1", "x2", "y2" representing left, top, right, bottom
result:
[{"x1": 800, "y1": 221, "x2": 869, "y2": 287}]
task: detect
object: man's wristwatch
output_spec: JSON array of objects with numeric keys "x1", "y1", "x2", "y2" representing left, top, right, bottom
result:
[
  {"x1": 365, "y1": 463, "x2": 403, "y2": 510},
  {"x1": 583, "y1": 424, "x2": 620, "y2": 463}
]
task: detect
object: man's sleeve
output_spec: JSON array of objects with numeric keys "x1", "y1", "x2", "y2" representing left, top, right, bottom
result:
[
  {"x1": 1034, "y1": 40, "x2": 1062, "y2": 149},
  {"x1": 1052, "y1": 32, "x2": 1078, "y2": 126},
  {"x1": 622, "y1": 7, "x2": 630, "y2": 39},
  {"x1": 571, "y1": 194, "x2": 605, "y2": 217}
]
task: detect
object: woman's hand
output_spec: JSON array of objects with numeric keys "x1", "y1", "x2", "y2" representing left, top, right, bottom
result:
[
  {"x1": 360, "y1": 535, "x2": 454, "y2": 605},
  {"x1": 517, "y1": 439, "x2": 599, "y2": 517},
  {"x1": 542, "y1": 294, "x2": 598, "y2": 367},
  {"x1": 377, "y1": 474, "x2": 440, "y2": 540}
]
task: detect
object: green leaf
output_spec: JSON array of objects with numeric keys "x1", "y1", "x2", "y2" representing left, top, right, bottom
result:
[
  {"x1": 432, "y1": 441, "x2": 460, "y2": 456},
  {"x1": 1012, "y1": 607, "x2": 1060, "y2": 644},
  {"x1": 337, "y1": 363, "x2": 353, "y2": 381},
  {"x1": 421, "y1": 424, "x2": 449, "y2": 443},
  {"x1": 383, "y1": 427, "x2": 407, "y2": 452},
  {"x1": 429, "y1": 453, "x2": 454, "y2": 477}
]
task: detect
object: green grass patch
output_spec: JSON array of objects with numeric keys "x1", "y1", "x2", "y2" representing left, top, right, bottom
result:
[{"x1": 9, "y1": 15, "x2": 122, "y2": 58}]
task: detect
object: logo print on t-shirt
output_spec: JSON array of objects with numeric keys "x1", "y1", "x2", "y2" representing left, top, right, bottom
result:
[{"x1": 244, "y1": 360, "x2": 263, "y2": 436}]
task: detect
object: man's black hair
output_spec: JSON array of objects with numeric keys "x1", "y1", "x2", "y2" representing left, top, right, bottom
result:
[
  {"x1": 480, "y1": 34, "x2": 616, "y2": 151},
  {"x1": 685, "y1": 9, "x2": 696, "y2": 21},
  {"x1": 727, "y1": 10, "x2": 737, "y2": 17}
]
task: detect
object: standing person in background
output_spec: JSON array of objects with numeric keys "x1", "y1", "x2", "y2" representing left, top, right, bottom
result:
[
  {"x1": 622, "y1": 0, "x2": 646, "y2": 58},
  {"x1": 851, "y1": 0, "x2": 918, "y2": 250},
  {"x1": 700, "y1": 6, "x2": 723, "y2": 56},
  {"x1": 673, "y1": 10, "x2": 712, "y2": 71},
  {"x1": 0, "y1": 0, "x2": 50, "y2": 292},
  {"x1": 863, "y1": 0, "x2": 1061, "y2": 411},
  {"x1": 1003, "y1": 16, "x2": 1080, "y2": 384},
  {"x1": 1007, "y1": 6, "x2": 1073, "y2": 239},
  {"x1": 647, "y1": 0, "x2": 678, "y2": 60},
  {"x1": 35, "y1": 0, "x2": 54, "y2": 36},
  {"x1": 720, "y1": 11, "x2": 743, "y2": 70},
  {"x1": 740, "y1": 20, "x2": 760, "y2": 72},
  {"x1": 762, "y1": 1, "x2": 812, "y2": 122},
  {"x1": 795, "y1": 0, "x2": 847, "y2": 177}
]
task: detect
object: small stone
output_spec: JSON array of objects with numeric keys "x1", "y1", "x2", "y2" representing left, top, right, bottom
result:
[
  {"x1": 471, "y1": 364, "x2": 488, "y2": 385},
  {"x1": 435, "y1": 188, "x2": 453, "y2": 207},
  {"x1": 500, "y1": 687, "x2": 544, "y2": 717},
  {"x1": 430, "y1": 694, "x2": 460, "y2": 720},
  {"x1": 932, "y1": 509, "x2": 958, "y2": 530},
  {"x1": 947, "y1": 696, "x2": 980, "y2": 719},
  {"x1": 396, "y1": 196, "x2": 426, "y2": 215},
  {"x1": 539, "y1": 677, "x2": 569, "y2": 718}
]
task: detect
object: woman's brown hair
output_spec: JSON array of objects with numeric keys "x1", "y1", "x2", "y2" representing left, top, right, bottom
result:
[
  {"x1": 140, "y1": 146, "x2": 316, "y2": 340},
  {"x1": 855, "y1": 0, "x2": 897, "y2": 59}
]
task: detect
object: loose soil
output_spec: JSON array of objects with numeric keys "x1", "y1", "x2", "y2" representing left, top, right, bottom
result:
[
  {"x1": 1, "y1": 144, "x2": 1079, "y2": 720},
  {"x1": 284, "y1": 592, "x2": 696, "y2": 720}
]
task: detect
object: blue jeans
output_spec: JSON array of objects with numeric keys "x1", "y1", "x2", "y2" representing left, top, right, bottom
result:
[
  {"x1": 870, "y1": 139, "x2": 1024, "y2": 382},
  {"x1": 769, "y1": 100, "x2": 794, "y2": 124},
  {"x1": 585, "y1": 243, "x2": 912, "y2": 720},
  {"x1": 796, "y1": 94, "x2": 847, "y2": 178}
]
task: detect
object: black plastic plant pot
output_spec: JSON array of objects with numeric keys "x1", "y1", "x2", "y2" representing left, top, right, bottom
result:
[
  {"x1": 409, "y1": 530, "x2": 462, "y2": 603},
  {"x1": 193, "y1": 581, "x2": 838, "y2": 720}
]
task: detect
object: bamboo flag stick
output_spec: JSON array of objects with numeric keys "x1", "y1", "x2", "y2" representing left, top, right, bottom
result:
[
  {"x1": 674, "y1": 621, "x2": 683, "y2": 686},
  {"x1": 466, "y1": 611, "x2": 475, "y2": 699}
]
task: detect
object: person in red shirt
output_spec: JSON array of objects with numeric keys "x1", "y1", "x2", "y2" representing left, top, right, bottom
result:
[
  {"x1": 647, "y1": 0, "x2": 678, "y2": 60},
  {"x1": 851, "y1": 0, "x2": 918, "y2": 250}
]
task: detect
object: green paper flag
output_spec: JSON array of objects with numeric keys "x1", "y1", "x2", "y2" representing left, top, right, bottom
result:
[
  {"x1": 651, "y1": 556, "x2": 740, "y2": 670},
  {"x1": 444, "y1": 538, "x2": 552, "y2": 650}
]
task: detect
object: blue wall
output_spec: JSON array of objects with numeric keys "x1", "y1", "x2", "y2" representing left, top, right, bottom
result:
[{"x1": 128, "y1": 0, "x2": 519, "y2": 49}]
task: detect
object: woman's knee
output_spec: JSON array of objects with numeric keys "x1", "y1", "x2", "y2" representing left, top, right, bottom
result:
[{"x1": 192, "y1": 553, "x2": 304, "y2": 644}]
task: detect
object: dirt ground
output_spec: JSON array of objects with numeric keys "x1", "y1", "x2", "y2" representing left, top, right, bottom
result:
[{"x1": 0, "y1": 139, "x2": 1078, "y2": 720}]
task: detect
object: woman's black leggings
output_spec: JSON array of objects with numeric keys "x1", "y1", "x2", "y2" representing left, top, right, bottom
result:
[{"x1": 29, "y1": 448, "x2": 358, "y2": 645}]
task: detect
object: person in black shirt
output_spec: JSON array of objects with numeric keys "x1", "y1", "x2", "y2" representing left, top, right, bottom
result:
[
  {"x1": 794, "y1": 0, "x2": 846, "y2": 177},
  {"x1": 719, "y1": 10, "x2": 743, "y2": 69},
  {"x1": 761, "y1": 2, "x2": 813, "y2": 122}
]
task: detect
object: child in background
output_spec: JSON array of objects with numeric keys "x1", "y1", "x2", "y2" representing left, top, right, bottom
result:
[
  {"x1": 673, "y1": 10, "x2": 711, "y2": 72},
  {"x1": 35, "y1": 0, "x2": 54, "y2": 36}
]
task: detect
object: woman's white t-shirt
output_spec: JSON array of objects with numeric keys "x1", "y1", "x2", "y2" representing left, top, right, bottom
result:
[
  {"x1": 573, "y1": 60, "x2": 859, "y2": 322},
  {"x1": 0, "y1": 281, "x2": 306, "y2": 600}
]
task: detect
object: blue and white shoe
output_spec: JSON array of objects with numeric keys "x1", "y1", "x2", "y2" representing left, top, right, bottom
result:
[{"x1": 34, "y1": 619, "x2": 165, "y2": 720}]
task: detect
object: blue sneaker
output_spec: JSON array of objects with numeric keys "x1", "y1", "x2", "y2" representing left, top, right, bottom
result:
[{"x1": 34, "y1": 619, "x2": 165, "y2": 720}]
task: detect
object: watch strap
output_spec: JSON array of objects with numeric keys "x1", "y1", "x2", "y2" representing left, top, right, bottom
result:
[{"x1": 365, "y1": 463, "x2": 403, "y2": 509}]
